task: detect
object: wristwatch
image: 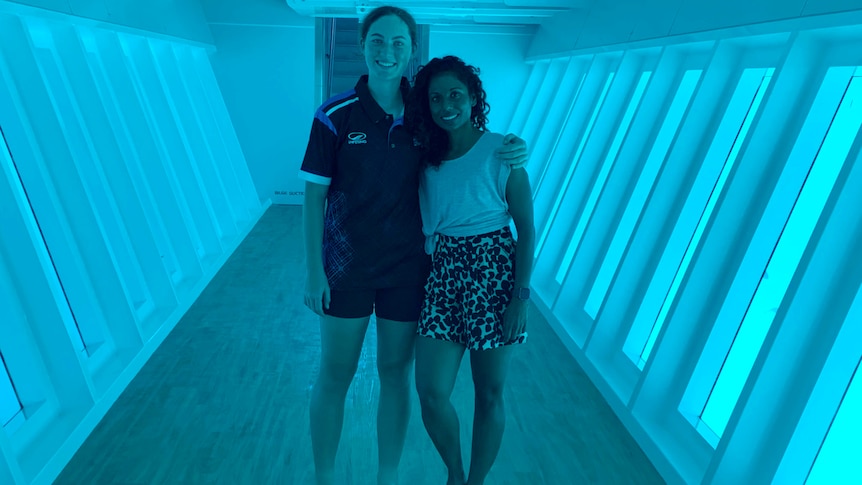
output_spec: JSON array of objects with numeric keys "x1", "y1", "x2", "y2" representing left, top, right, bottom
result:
[{"x1": 516, "y1": 287, "x2": 530, "y2": 301}]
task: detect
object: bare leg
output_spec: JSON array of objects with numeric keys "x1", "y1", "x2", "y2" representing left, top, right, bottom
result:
[
  {"x1": 309, "y1": 315, "x2": 370, "y2": 485},
  {"x1": 415, "y1": 336, "x2": 467, "y2": 485},
  {"x1": 466, "y1": 345, "x2": 513, "y2": 485},
  {"x1": 375, "y1": 318, "x2": 418, "y2": 485}
]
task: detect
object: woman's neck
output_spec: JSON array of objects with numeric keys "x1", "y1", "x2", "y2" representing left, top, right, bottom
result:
[
  {"x1": 445, "y1": 126, "x2": 483, "y2": 160},
  {"x1": 367, "y1": 75, "x2": 404, "y2": 115}
]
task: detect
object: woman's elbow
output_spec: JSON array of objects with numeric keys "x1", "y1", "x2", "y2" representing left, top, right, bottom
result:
[{"x1": 513, "y1": 219, "x2": 535, "y2": 243}]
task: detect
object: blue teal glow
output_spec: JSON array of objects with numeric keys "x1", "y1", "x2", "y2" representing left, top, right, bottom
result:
[
  {"x1": 0, "y1": 351, "x2": 20, "y2": 427},
  {"x1": 806, "y1": 358, "x2": 862, "y2": 483},
  {"x1": 536, "y1": 72, "x2": 615, "y2": 257},
  {"x1": 0, "y1": 8, "x2": 266, "y2": 482},
  {"x1": 556, "y1": 71, "x2": 653, "y2": 284},
  {"x1": 700, "y1": 74, "x2": 862, "y2": 437},
  {"x1": 0, "y1": 70, "x2": 88, "y2": 357},
  {"x1": 81, "y1": 34, "x2": 182, "y2": 283},
  {"x1": 31, "y1": 40, "x2": 150, "y2": 312},
  {"x1": 638, "y1": 68, "x2": 774, "y2": 368},
  {"x1": 0, "y1": 222, "x2": 23, "y2": 425},
  {"x1": 534, "y1": 72, "x2": 587, "y2": 196},
  {"x1": 585, "y1": 70, "x2": 702, "y2": 318},
  {"x1": 118, "y1": 34, "x2": 207, "y2": 259},
  {"x1": 523, "y1": 61, "x2": 566, "y2": 149}
]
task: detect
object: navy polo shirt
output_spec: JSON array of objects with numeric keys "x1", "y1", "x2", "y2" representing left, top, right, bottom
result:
[{"x1": 299, "y1": 75, "x2": 431, "y2": 290}]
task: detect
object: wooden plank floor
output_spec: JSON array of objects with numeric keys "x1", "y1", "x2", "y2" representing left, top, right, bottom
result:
[{"x1": 55, "y1": 205, "x2": 664, "y2": 485}]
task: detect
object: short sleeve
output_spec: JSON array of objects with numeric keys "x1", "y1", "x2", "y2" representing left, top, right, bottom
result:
[{"x1": 299, "y1": 108, "x2": 338, "y2": 186}]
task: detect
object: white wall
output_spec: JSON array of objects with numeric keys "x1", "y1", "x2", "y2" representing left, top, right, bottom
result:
[
  {"x1": 203, "y1": 13, "x2": 535, "y2": 207},
  {"x1": 429, "y1": 26, "x2": 533, "y2": 134},
  {"x1": 202, "y1": 0, "x2": 315, "y2": 206},
  {"x1": 4, "y1": 0, "x2": 214, "y2": 44}
]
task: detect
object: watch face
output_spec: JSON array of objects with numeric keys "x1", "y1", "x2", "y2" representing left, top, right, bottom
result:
[{"x1": 518, "y1": 287, "x2": 531, "y2": 300}]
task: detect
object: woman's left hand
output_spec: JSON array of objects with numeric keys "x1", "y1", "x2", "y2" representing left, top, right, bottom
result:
[
  {"x1": 495, "y1": 134, "x2": 530, "y2": 169},
  {"x1": 502, "y1": 299, "x2": 528, "y2": 343}
]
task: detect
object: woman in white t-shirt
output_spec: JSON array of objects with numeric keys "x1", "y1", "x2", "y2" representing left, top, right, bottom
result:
[{"x1": 405, "y1": 56, "x2": 536, "y2": 485}]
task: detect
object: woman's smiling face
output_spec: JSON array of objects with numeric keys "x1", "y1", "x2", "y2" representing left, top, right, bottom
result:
[
  {"x1": 428, "y1": 72, "x2": 475, "y2": 133},
  {"x1": 362, "y1": 14, "x2": 413, "y2": 81}
]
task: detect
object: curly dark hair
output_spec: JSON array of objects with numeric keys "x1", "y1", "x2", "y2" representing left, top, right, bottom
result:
[{"x1": 405, "y1": 56, "x2": 490, "y2": 168}]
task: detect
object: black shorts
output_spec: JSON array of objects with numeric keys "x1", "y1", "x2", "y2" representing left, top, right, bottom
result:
[{"x1": 325, "y1": 286, "x2": 426, "y2": 321}]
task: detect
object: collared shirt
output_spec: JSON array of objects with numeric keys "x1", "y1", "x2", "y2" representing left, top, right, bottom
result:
[{"x1": 299, "y1": 75, "x2": 430, "y2": 290}]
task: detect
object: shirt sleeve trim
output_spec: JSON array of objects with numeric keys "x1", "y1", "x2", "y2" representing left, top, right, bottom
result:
[
  {"x1": 298, "y1": 170, "x2": 332, "y2": 186},
  {"x1": 314, "y1": 108, "x2": 338, "y2": 136},
  {"x1": 314, "y1": 97, "x2": 359, "y2": 136}
]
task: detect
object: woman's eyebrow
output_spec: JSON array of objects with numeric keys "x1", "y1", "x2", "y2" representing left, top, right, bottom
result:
[{"x1": 369, "y1": 33, "x2": 408, "y2": 40}]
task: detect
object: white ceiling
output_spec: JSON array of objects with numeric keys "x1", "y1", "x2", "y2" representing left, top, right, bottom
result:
[{"x1": 283, "y1": 0, "x2": 591, "y2": 25}]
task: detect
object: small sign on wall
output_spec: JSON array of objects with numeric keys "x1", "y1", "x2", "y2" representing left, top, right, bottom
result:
[{"x1": 272, "y1": 190, "x2": 305, "y2": 205}]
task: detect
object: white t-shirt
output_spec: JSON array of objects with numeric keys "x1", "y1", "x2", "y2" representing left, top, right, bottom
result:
[{"x1": 419, "y1": 132, "x2": 511, "y2": 254}]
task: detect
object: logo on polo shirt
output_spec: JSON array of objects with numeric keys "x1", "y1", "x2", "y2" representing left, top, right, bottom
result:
[{"x1": 347, "y1": 132, "x2": 367, "y2": 145}]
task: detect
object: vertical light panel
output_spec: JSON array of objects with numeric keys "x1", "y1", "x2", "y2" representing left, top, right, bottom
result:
[
  {"x1": 188, "y1": 47, "x2": 261, "y2": 217},
  {"x1": 699, "y1": 72, "x2": 862, "y2": 437},
  {"x1": 521, "y1": 58, "x2": 568, "y2": 149},
  {"x1": 584, "y1": 69, "x2": 703, "y2": 318},
  {"x1": 806, "y1": 357, "x2": 862, "y2": 483},
  {"x1": 0, "y1": 244, "x2": 28, "y2": 436},
  {"x1": 148, "y1": 38, "x2": 237, "y2": 242},
  {"x1": 84, "y1": 28, "x2": 202, "y2": 294},
  {"x1": 0, "y1": 353, "x2": 22, "y2": 428},
  {"x1": 0, "y1": 38, "x2": 102, "y2": 474},
  {"x1": 555, "y1": 70, "x2": 653, "y2": 284},
  {"x1": 508, "y1": 61, "x2": 550, "y2": 135},
  {"x1": 25, "y1": 19, "x2": 152, "y2": 316},
  {"x1": 51, "y1": 21, "x2": 183, "y2": 328},
  {"x1": 536, "y1": 71, "x2": 616, "y2": 257},
  {"x1": 0, "y1": 103, "x2": 87, "y2": 355},
  {"x1": 117, "y1": 33, "x2": 213, "y2": 262},
  {"x1": 774, "y1": 248, "x2": 862, "y2": 484},
  {"x1": 533, "y1": 70, "x2": 586, "y2": 194},
  {"x1": 0, "y1": 6, "x2": 268, "y2": 484},
  {"x1": 2, "y1": 14, "x2": 157, "y2": 360},
  {"x1": 625, "y1": 67, "x2": 774, "y2": 368},
  {"x1": 77, "y1": 28, "x2": 178, "y2": 288},
  {"x1": 172, "y1": 44, "x2": 252, "y2": 226}
]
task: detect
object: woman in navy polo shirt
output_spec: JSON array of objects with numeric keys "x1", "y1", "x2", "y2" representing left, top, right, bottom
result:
[{"x1": 299, "y1": 6, "x2": 528, "y2": 485}]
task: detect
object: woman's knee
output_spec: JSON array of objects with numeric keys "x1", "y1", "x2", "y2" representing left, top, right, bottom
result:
[
  {"x1": 317, "y1": 360, "x2": 359, "y2": 391},
  {"x1": 474, "y1": 383, "x2": 505, "y2": 411},
  {"x1": 416, "y1": 379, "x2": 452, "y2": 410},
  {"x1": 377, "y1": 356, "x2": 412, "y2": 389}
]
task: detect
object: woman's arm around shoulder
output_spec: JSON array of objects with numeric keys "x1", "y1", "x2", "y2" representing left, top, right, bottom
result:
[{"x1": 494, "y1": 133, "x2": 530, "y2": 169}]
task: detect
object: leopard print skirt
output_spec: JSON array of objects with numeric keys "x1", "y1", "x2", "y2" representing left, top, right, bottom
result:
[{"x1": 417, "y1": 226, "x2": 528, "y2": 351}]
